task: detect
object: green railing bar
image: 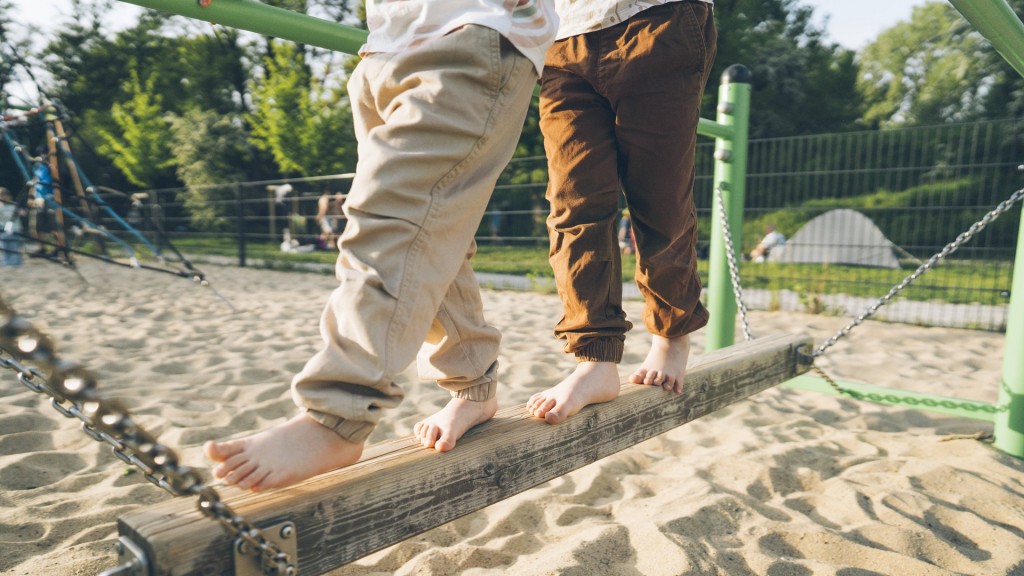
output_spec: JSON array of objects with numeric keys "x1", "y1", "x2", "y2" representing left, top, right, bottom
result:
[
  {"x1": 783, "y1": 375, "x2": 999, "y2": 423},
  {"x1": 697, "y1": 117, "x2": 734, "y2": 140},
  {"x1": 118, "y1": 0, "x2": 368, "y2": 55},
  {"x1": 949, "y1": 0, "x2": 1024, "y2": 79},
  {"x1": 993, "y1": 195, "x2": 1024, "y2": 456}
]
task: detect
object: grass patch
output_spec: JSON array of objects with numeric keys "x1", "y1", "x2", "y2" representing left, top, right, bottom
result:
[{"x1": 139, "y1": 237, "x2": 1011, "y2": 307}]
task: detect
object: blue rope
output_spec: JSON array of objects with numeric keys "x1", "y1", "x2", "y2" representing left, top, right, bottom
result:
[{"x1": 1, "y1": 122, "x2": 140, "y2": 262}]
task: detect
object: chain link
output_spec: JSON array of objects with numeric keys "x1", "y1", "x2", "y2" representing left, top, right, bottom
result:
[
  {"x1": 0, "y1": 297, "x2": 295, "y2": 576},
  {"x1": 812, "y1": 186, "x2": 1024, "y2": 359},
  {"x1": 711, "y1": 183, "x2": 1024, "y2": 395},
  {"x1": 714, "y1": 185, "x2": 754, "y2": 342}
]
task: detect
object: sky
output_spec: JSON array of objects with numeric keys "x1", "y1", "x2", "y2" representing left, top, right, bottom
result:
[
  {"x1": 6, "y1": 0, "x2": 925, "y2": 51},
  {"x1": 801, "y1": 0, "x2": 923, "y2": 49}
]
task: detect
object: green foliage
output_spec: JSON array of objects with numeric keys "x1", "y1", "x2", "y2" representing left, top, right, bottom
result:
[
  {"x1": 94, "y1": 68, "x2": 175, "y2": 188},
  {"x1": 248, "y1": 41, "x2": 312, "y2": 175},
  {"x1": 247, "y1": 40, "x2": 356, "y2": 177},
  {"x1": 40, "y1": 1, "x2": 124, "y2": 116},
  {"x1": 709, "y1": 0, "x2": 864, "y2": 136},
  {"x1": 43, "y1": 11, "x2": 242, "y2": 119},
  {"x1": 34, "y1": 11, "x2": 254, "y2": 188},
  {"x1": 173, "y1": 30, "x2": 251, "y2": 116},
  {"x1": 0, "y1": 0, "x2": 24, "y2": 106},
  {"x1": 857, "y1": 2, "x2": 993, "y2": 127},
  {"x1": 170, "y1": 108, "x2": 252, "y2": 230}
]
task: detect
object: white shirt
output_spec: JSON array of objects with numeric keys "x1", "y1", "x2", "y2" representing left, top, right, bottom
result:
[
  {"x1": 554, "y1": 0, "x2": 712, "y2": 40},
  {"x1": 759, "y1": 230, "x2": 786, "y2": 250},
  {"x1": 362, "y1": 0, "x2": 559, "y2": 74}
]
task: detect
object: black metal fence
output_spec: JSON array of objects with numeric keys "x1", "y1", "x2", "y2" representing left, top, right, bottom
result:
[{"x1": 116, "y1": 120, "x2": 1021, "y2": 331}]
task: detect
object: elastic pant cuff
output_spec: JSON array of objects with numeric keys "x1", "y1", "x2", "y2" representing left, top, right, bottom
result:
[
  {"x1": 574, "y1": 339, "x2": 624, "y2": 363},
  {"x1": 441, "y1": 360, "x2": 499, "y2": 401},
  {"x1": 452, "y1": 379, "x2": 498, "y2": 401},
  {"x1": 304, "y1": 409, "x2": 375, "y2": 444}
]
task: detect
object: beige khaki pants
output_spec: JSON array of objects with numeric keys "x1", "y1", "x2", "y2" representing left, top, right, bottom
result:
[{"x1": 291, "y1": 26, "x2": 538, "y2": 443}]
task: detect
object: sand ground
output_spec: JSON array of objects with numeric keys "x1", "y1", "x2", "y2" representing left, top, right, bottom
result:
[{"x1": 1, "y1": 259, "x2": 1021, "y2": 575}]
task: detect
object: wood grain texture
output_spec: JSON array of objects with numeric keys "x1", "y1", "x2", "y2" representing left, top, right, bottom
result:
[{"x1": 118, "y1": 333, "x2": 812, "y2": 575}]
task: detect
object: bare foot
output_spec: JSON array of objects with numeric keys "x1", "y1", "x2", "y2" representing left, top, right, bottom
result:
[
  {"x1": 629, "y1": 334, "x2": 691, "y2": 394},
  {"x1": 526, "y1": 361, "x2": 621, "y2": 424},
  {"x1": 203, "y1": 412, "x2": 364, "y2": 492},
  {"x1": 414, "y1": 396, "x2": 498, "y2": 452}
]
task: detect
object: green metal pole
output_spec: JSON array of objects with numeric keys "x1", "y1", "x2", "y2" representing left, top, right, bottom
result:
[
  {"x1": 705, "y1": 65, "x2": 752, "y2": 351},
  {"x1": 697, "y1": 117, "x2": 734, "y2": 141},
  {"x1": 117, "y1": 0, "x2": 368, "y2": 54},
  {"x1": 948, "y1": 0, "x2": 1024, "y2": 79},
  {"x1": 946, "y1": 0, "x2": 1024, "y2": 458},
  {"x1": 994, "y1": 205, "x2": 1024, "y2": 458}
]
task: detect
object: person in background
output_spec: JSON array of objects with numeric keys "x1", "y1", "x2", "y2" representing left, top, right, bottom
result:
[
  {"x1": 315, "y1": 191, "x2": 346, "y2": 250},
  {"x1": 749, "y1": 224, "x2": 785, "y2": 263},
  {"x1": 617, "y1": 208, "x2": 635, "y2": 255},
  {"x1": 30, "y1": 148, "x2": 64, "y2": 255},
  {"x1": 203, "y1": 0, "x2": 559, "y2": 492},
  {"x1": 528, "y1": 0, "x2": 717, "y2": 424},
  {"x1": 0, "y1": 187, "x2": 25, "y2": 266}
]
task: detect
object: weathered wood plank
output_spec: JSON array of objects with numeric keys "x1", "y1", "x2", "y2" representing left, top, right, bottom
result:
[{"x1": 118, "y1": 333, "x2": 812, "y2": 575}]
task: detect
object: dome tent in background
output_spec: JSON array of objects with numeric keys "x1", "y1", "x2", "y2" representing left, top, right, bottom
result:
[{"x1": 768, "y1": 208, "x2": 902, "y2": 269}]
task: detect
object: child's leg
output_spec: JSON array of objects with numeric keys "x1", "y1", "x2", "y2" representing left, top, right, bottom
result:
[
  {"x1": 206, "y1": 26, "x2": 537, "y2": 490},
  {"x1": 414, "y1": 245, "x2": 501, "y2": 451},
  {"x1": 526, "y1": 361, "x2": 622, "y2": 424},
  {"x1": 529, "y1": 34, "x2": 629, "y2": 424},
  {"x1": 612, "y1": 2, "x2": 717, "y2": 391},
  {"x1": 629, "y1": 334, "x2": 691, "y2": 393},
  {"x1": 204, "y1": 413, "x2": 364, "y2": 492}
]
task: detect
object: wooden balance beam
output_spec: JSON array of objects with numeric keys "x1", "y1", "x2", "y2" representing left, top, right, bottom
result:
[{"x1": 116, "y1": 333, "x2": 812, "y2": 575}]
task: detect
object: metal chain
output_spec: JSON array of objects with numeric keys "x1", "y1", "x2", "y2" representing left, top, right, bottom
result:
[
  {"x1": 712, "y1": 183, "x2": 1024, "y2": 395},
  {"x1": 810, "y1": 364, "x2": 846, "y2": 395},
  {"x1": 812, "y1": 186, "x2": 1024, "y2": 359},
  {"x1": 0, "y1": 297, "x2": 295, "y2": 576},
  {"x1": 713, "y1": 185, "x2": 755, "y2": 342}
]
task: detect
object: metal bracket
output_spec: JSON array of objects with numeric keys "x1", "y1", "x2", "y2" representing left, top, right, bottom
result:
[
  {"x1": 233, "y1": 521, "x2": 298, "y2": 576},
  {"x1": 796, "y1": 345, "x2": 815, "y2": 368},
  {"x1": 97, "y1": 536, "x2": 150, "y2": 576}
]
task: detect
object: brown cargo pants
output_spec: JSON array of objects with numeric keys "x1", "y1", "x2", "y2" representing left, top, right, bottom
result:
[{"x1": 539, "y1": 1, "x2": 717, "y2": 362}]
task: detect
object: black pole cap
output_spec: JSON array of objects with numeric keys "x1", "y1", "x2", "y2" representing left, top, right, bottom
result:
[{"x1": 722, "y1": 64, "x2": 752, "y2": 85}]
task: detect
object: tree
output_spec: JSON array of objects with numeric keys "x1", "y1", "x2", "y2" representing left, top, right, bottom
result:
[
  {"x1": 708, "y1": 0, "x2": 864, "y2": 137},
  {"x1": 0, "y1": 0, "x2": 38, "y2": 193},
  {"x1": 0, "y1": 0, "x2": 28, "y2": 106},
  {"x1": 37, "y1": 6, "x2": 257, "y2": 187},
  {"x1": 247, "y1": 39, "x2": 356, "y2": 177},
  {"x1": 174, "y1": 28, "x2": 251, "y2": 116},
  {"x1": 94, "y1": 67, "x2": 175, "y2": 188},
  {"x1": 41, "y1": 0, "x2": 137, "y2": 116},
  {"x1": 857, "y1": 2, "x2": 993, "y2": 127},
  {"x1": 171, "y1": 108, "x2": 252, "y2": 229},
  {"x1": 967, "y1": 1, "x2": 1024, "y2": 122}
]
